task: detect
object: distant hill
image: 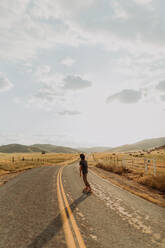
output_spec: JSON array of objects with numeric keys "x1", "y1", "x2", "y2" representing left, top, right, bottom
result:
[
  {"x1": 0, "y1": 144, "x2": 79, "y2": 153},
  {"x1": 107, "y1": 137, "x2": 165, "y2": 152},
  {"x1": 154, "y1": 145, "x2": 165, "y2": 151},
  {"x1": 31, "y1": 144, "x2": 79, "y2": 153},
  {"x1": 0, "y1": 144, "x2": 42, "y2": 153},
  {"x1": 78, "y1": 147, "x2": 112, "y2": 153},
  {"x1": 1, "y1": 137, "x2": 165, "y2": 154}
]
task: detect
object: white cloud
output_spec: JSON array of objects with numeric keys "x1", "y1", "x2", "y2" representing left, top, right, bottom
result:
[
  {"x1": 64, "y1": 0, "x2": 165, "y2": 53},
  {"x1": 134, "y1": 0, "x2": 153, "y2": 5},
  {"x1": 0, "y1": 72, "x2": 13, "y2": 92},
  {"x1": 0, "y1": 0, "x2": 30, "y2": 29},
  {"x1": 63, "y1": 75, "x2": 92, "y2": 90},
  {"x1": 34, "y1": 66, "x2": 93, "y2": 91},
  {"x1": 26, "y1": 69, "x2": 92, "y2": 112},
  {"x1": 113, "y1": 2, "x2": 129, "y2": 20},
  {"x1": 27, "y1": 84, "x2": 64, "y2": 111},
  {"x1": 156, "y1": 80, "x2": 165, "y2": 91},
  {"x1": 58, "y1": 110, "x2": 80, "y2": 116},
  {"x1": 106, "y1": 89, "x2": 142, "y2": 104},
  {"x1": 105, "y1": 84, "x2": 164, "y2": 105},
  {"x1": 160, "y1": 95, "x2": 165, "y2": 101},
  {"x1": 1, "y1": 0, "x2": 165, "y2": 62},
  {"x1": 35, "y1": 65, "x2": 51, "y2": 79},
  {"x1": 60, "y1": 57, "x2": 75, "y2": 67},
  {"x1": 0, "y1": 1, "x2": 86, "y2": 61}
]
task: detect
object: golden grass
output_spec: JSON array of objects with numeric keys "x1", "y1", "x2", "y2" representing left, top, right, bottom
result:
[
  {"x1": 96, "y1": 162, "x2": 132, "y2": 175},
  {"x1": 138, "y1": 174, "x2": 165, "y2": 192},
  {"x1": 88, "y1": 150, "x2": 165, "y2": 192},
  {"x1": 96, "y1": 162, "x2": 165, "y2": 192},
  {"x1": 0, "y1": 152, "x2": 79, "y2": 175},
  {"x1": 89, "y1": 150, "x2": 165, "y2": 173}
]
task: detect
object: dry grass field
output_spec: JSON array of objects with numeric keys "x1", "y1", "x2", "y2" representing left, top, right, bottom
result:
[
  {"x1": 88, "y1": 149, "x2": 165, "y2": 192},
  {"x1": 0, "y1": 152, "x2": 79, "y2": 176}
]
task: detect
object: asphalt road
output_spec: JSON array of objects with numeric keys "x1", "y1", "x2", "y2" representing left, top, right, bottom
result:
[
  {"x1": 0, "y1": 166, "x2": 66, "y2": 248},
  {"x1": 0, "y1": 163, "x2": 165, "y2": 248}
]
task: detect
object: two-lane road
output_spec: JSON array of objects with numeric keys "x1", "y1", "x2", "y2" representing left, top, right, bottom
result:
[
  {"x1": 0, "y1": 163, "x2": 165, "y2": 248},
  {"x1": 0, "y1": 166, "x2": 66, "y2": 248}
]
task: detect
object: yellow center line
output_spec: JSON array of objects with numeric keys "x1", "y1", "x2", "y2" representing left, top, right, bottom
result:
[
  {"x1": 57, "y1": 168, "x2": 76, "y2": 248},
  {"x1": 59, "y1": 167, "x2": 87, "y2": 248}
]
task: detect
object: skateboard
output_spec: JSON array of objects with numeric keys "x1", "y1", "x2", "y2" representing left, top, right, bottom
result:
[{"x1": 82, "y1": 188, "x2": 92, "y2": 194}]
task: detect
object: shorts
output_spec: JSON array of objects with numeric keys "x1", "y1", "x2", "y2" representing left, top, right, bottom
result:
[{"x1": 82, "y1": 169, "x2": 88, "y2": 175}]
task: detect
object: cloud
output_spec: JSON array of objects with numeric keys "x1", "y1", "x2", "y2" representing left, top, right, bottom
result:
[
  {"x1": 156, "y1": 80, "x2": 165, "y2": 91},
  {"x1": 34, "y1": 66, "x2": 93, "y2": 91},
  {"x1": 65, "y1": 0, "x2": 165, "y2": 53},
  {"x1": 106, "y1": 89, "x2": 142, "y2": 104},
  {"x1": 1, "y1": 0, "x2": 165, "y2": 62},
  {"x1": 0, "y1": 1, "x2": 85, "y2": 61},
  {"x1": 26, "y1": 66, "x2": 93, "y2": 111},
  {"x1": 34, "y1": 65, "x2": 52, "y2": 83},
  {"x1": 27, "y1": 84, "x2": 64, "y2": 111},
  {"x1": 32, "y1": 88, "x2": 58, "y2": 102},
  {"x1": 0, "y1": 0, "x2": 165, "y2": 71},
  {"x1": 63, "y1": 75, "x2": 92, "y2": 90},
  {"x1": 60, "y1": 57, "x2": 75, "y2": 67},
  {"x1": 160, "y1": 95, "x2": 165, "y2": 101},
  {"x1": 0, "y1": 72, "x2": 13, "y2": 92},
  {"x1": 113, "y1": 2, "x2": 129, "y2": 20},
  {"x1": 38, "y1": 65, "x2": 51, "y2": 74},
  {"x1": 133, "y1": 0, "x2": 153, "y2": 5},
  {"x1": 58, "y1": 110, "x2": 80, "y2": 116}
]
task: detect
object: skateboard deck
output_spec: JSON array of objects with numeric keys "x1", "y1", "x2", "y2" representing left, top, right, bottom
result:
[{"x1": 82, "y1": 188, "x2": 92, "y2": 194}]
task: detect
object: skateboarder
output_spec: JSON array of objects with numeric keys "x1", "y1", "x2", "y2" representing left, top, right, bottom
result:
[{"x1": 79, "y1": 153, "x2": 92, "y2": 193}]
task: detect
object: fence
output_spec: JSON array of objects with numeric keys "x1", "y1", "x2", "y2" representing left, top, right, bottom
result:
[
  {"x1": 0, "y1": 153, "x2": 79, "y2": 173},
  {"x1": 121, "y1": 157, "x2": 157, "y2": 176},
  {"x1": 92, "y1": 154, "x2": 157, "y2": 176}
]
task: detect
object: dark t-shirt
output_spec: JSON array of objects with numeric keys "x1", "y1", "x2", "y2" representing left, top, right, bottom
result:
[{"x1": 79, "y1": 159, "x2": 88, "y2": 174}]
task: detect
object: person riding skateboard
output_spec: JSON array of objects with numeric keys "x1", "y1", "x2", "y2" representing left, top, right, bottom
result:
[{"x1": 79, "y1": 153, "x2": 92, "y2": 193}]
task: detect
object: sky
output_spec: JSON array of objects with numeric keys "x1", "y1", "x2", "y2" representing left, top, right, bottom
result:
[{"x1": 0, "y1": 0, "x2": 165, "y2": 148}]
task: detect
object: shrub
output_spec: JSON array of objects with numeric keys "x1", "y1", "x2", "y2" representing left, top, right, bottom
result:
[
  {"x1": 96, "y1": 163, "x2": 132, "y2": 175},
  {"x1": 138, "y1": 175, "x2": 165, "y2": 192}
]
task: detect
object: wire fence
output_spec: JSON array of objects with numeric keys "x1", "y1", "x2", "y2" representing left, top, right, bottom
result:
[{"x1": 92, "y1": 154, "x2": 158, "y2": 176}]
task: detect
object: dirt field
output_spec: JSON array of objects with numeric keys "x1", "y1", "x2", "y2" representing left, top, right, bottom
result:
[
  {"x1": 87, "y1": 150, "x2": 165, "y2": 206},
  {"x1": 0, "y1": 152, "x2": 79, "y2": 186},
  {"x1": 88, "y1": 150, "x2": 165, "y2": 175}
]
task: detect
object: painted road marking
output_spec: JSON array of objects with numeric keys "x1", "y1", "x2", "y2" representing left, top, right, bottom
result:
[
  {"x1": 57, "y1": 167, "x2": 86, "y2": 248},
  {"x1": 57, "y1": 168, "x2": 76, "y2": 248},
  {"x1": 59, "y1": 167, "x2": 86, "y2": 248}
]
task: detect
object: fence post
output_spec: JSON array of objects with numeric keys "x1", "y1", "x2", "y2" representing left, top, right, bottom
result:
[
  {"x1": 153, "y1": 159, "x2": 156, "y2": 176},
  {"x1": 144, "y1": 158, "x2": 148, "y2": 174}
]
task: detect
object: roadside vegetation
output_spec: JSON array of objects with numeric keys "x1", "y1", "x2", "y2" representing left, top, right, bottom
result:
[
  {"x1": 0, "y1": 152, "x2": 79, "y2": 176},
  {"x1": 88, "y1": 149, "x2": 165, "y2": 192}
]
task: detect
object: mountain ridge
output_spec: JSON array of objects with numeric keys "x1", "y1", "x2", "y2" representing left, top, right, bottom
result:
[
  {"x1": 78, "y1": 146, "x2": 112, "y2": 153},
  {"x1": 0, "y1": 144, "x2": 79, "y2": 153},
  {"x1": 0, "y1": 137, "x2": 164, "y2": 153},
  {"x1": 106, "y1": 137, "x2": 165, "y2": 152}
]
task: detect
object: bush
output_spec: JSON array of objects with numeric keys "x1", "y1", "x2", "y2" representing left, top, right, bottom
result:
[
  {"x1": 96, "y1": 163, "x2": 132, "y2": 175},
  {"x1": 138, "y1": 175, "x2": 165, "y2": 192}
]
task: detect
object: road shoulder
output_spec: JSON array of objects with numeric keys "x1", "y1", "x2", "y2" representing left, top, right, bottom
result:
[
  {"x1": 62, "y1": 163, "x2": 165, "y2": 248},
  {"x1": 89, "y1": 166, "x2": 165, "y2": 207}
]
